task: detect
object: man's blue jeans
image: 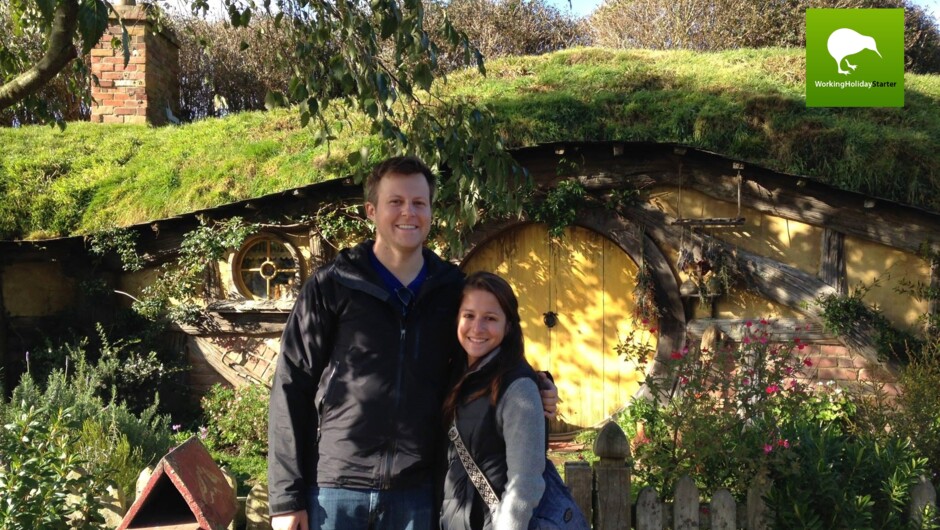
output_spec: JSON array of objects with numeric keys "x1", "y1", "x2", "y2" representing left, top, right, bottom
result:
[{"x1": 306, "y1": 483, "x2": 435, "y2": 530}]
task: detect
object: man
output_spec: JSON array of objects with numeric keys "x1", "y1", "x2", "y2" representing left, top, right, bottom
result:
[{"x1": 268, "y1": 156, "x2": 557, "y2": 530}]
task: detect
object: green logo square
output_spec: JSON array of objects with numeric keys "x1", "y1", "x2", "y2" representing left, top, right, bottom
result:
[{"x1": 805, "y1": 8, "x2": 904, "y2": 107}]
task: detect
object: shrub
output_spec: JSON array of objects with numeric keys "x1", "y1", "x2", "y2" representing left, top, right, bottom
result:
[
  {"x1": 765, "y1": 423, "x2": 931, "y2": 529},
  {"x1": 27, "y1": 323, "x2": 185, "y2": 415},
  {"x1": 7, "y1": 349, "x2": 174, "y2": 501},
  {"x1": 587, "y1": 0, "x2": 940, "y2": 73},
  {"x1": 201, "y1": 383, "x2": 270, "y2": 458},
  {"x1": 815, "y1": 281, "x2": 920, "y2": 363},
  {"x1": 167, "y1": 14, "x2": 335, "y2": 120},
  {"x1": 0, "y1": 405, "x2": 107, "y2": 529},
  {"x1": 618, "y1": 319, "x2": 815, "y2": 498},
  {"x1": 894, "y1": 336, "x2": 940, "y2": 483},
  {"x1": 423, "y1": 0, "x2": 584, "y2": 71}
]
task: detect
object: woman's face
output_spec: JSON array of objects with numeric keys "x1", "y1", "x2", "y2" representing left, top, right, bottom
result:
[{"x1": 457, "y1": 289, "x2": 508, "y2": 367}]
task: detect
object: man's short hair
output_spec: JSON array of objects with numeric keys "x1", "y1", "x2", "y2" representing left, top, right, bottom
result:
[{"x1": 364, "y1": 156, "x2": 436, "y2": 205}]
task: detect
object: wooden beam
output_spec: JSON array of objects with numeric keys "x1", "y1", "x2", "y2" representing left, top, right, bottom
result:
[
  {"x1": 575, "y1": 160, "x2": 940, "y2": 256},
  {"x1": 671, "y1": 217, "x2": 745, "y2": 227},
  {"x1": 623, "y1": 202, "x2": 882, "y2": 363},
  {"x1": 686, "y1": 318, "x2": 835, "y2": 342},
  {"x1": 820, "y1": 229, "x2": 847, "y2": 295}
]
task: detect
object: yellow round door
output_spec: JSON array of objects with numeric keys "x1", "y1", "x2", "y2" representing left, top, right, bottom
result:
[{"x1": 461, "y1": 223, "x2": 653, "y2": 434}]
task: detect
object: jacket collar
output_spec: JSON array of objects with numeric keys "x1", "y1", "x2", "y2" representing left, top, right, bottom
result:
[{"x1": 332, "y1": 240, "x2": 463, "y2": 302}]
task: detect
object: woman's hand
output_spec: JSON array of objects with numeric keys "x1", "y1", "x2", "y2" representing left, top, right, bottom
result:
[
  {"x1": 537, "y1": 372, "x2": 559, "y2": 419},
  {"x1": 271, "y1": 510, "x2": 309, "y2": 530}
]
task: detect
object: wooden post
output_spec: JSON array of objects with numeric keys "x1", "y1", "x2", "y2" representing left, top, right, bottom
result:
[
  {"x1": 564, "y1": 460, "x2": 593, "y2": 524},
  {"x1": 820, "y1": 229, "x2": 847, "y2": 295},
  {"x1": 909, "y1": 477, "x2": 937, "y2": 527},
  {"x1": 593, "y1": 422, "x2": 631, "y2": 530},
  {"x1": 673, "y1": 475, "x2": 699, "y2": 530},
  {"x1": 709, "y1": 488, "x2": 735, "y2": 530},
  {"x1": 746, "y1": 469, "x2": 770, "y2": 530},
  {"x1": 636, "y1": 486, "x2": 662, "y2": 530}
]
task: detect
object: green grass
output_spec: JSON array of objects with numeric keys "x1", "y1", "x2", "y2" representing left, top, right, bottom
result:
[{"x1": 2, "y1": 47, "x2": 939, "y2": 240}]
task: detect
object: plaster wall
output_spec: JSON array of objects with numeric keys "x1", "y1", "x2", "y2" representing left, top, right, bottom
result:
[
  {"x1": 1, "y1": 263, "x2": 76, "y2": 316},
  {"x1": 844, "y1": 236, "x2": 930, "y2": 329},
  {"x1": 650, "y1": 187, "x2": 822, "y2": 275},
  {"x1": 117, "y1": 268, "x2": 160, "y2": 309}
]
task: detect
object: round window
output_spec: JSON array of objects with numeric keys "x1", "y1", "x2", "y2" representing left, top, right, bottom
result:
[{"x1": 233, "y1": 234, "x2": 303, "y2": 300}]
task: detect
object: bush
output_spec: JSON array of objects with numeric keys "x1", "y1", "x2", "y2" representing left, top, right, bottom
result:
[
  {"x1": 26, "y1": 322, "x2": 186, "y2": 416},
  {"x1": 201, "y1": 383, "x2": 270, "y2": 458},
  {"x1": 587, "y1": 0, "x2": 940, "y2": 73},
  {"x1": 765, "y1": 423, "x2": 931, "y2": 529},
  {"x1": 423, "y1": 0, "x2": 584, "y2": 71},
  {"x1": 0, "y1": 405, "x2": 108, "y2": 529},
  {"x1": 6, "y1": 347, "x2": 175, "y2": 502},
  {"x1": 894, "y1": 337, "x2": 940, "y2": 483},
  {"x1": 168, "y1": 14, "x2": 335, "y2": 120},
  {"x1": 618, "y1": 319, "x2": 815, "y2": 498}
]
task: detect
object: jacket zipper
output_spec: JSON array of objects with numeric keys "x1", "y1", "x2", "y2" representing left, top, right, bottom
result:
[{"x1": 383, "y1": 319, "x2": 408, "y2": 488}]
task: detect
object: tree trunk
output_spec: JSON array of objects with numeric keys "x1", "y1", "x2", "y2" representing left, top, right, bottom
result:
[{"x1": 0, "y1": 0, "x2": 80, "y2": 111}]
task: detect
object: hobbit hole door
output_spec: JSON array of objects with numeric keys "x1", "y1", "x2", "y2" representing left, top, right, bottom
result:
[{"x1": 461, "y1": 223, "x2": 652, "y2": 435}]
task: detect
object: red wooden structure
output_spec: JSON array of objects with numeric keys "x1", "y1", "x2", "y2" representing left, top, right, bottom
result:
[{"x1": 118, "y1": 436, "x2": 236, "y2": 530}]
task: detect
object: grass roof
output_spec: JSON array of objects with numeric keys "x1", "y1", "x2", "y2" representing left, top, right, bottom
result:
[{"x1": 2, "y1": 47, "x2": 938, "y2": 240}]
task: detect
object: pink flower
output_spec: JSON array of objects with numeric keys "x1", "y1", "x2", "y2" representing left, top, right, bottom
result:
[
  {"x1": 759, "y1": 336, "x2": 768, "y2": 344},
  {"x1": 743, "y1": 336, "x2": 752, "y2": 344},
  {"x1": 798, "y1": 344, "x2": 805, "y2": 350},
  {"x1": 777, "y1": 439, "x2": 790, "y2": 448},
  {"x1": 745, "y1": 321, "x2": 753, "y2": 328},
  {"x1": 670, "y1": 352, "x2": 683, "y2": 360},
  {"x1": 649, "y1": 327, "x2": 658, "y2": 333},
  {"x1": 766, "y1": 384, "x2": 780, "y2": 394},
  {"x1": 803, "y1": 358, "x2": 813, "y2": 367},
  {"x1": 763, "y1": 444, "x2": 773, "y2": 454},
  {"x1": 788, "y1": 379, "x2": 799, "y2": 389},
  {"x1": 680, "y1": 376, "x2": 690, "y2": 385},
  {"x1": 641, "y1": 318, "x2": 649, "y2": 325},
  {"x1": 742, "y1": 377, "x2": 751, "y2": 385},
  {"x1": 760, "y1": 318, "x2": 768, "y2": 325}
]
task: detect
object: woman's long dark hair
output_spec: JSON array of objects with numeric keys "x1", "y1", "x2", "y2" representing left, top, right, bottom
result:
[{"x1": 443, "y1": 271, "x2": 527, "y2": 425}]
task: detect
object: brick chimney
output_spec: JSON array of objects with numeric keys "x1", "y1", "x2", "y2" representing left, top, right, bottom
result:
[{"x1": 89, "y1": 1, "x2": 180, "y2": 125}]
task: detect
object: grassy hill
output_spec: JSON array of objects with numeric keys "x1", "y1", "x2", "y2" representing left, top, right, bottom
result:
[{"x1": 2, "y1": 47, "x2": 939, "y2": 240}]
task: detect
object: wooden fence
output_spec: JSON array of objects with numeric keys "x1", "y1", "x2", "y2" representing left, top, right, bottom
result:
[{"x1": 563, "y1": 422, "x2": 939, "y2": 530}]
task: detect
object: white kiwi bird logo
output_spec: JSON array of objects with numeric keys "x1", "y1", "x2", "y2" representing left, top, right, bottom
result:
[{"x1": 827, "y1": 28, "x2": 881, "y2": 75}]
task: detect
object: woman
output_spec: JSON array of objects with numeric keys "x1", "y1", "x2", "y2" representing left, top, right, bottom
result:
[{"x1": 441, "y1": 271, "x2": 546, "y2": 530}]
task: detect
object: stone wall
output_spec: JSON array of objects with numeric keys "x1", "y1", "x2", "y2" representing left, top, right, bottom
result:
[{"x1": 89, "y1": 3, "x2": 179, "y2": 125}]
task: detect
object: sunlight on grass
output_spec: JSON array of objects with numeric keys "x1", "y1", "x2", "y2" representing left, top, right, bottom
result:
[{"x1": 1, "y1": 47, "x2": 938, "y2": 240}]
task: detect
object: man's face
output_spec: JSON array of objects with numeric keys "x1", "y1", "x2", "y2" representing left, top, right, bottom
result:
[{"x1": 365, "y1": 172, "x2": 432, "y2": 256}]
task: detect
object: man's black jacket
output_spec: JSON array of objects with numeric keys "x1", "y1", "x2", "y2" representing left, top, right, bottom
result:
[{"x1": 267, "y1": 241, "x2": 464, "y2": 515}]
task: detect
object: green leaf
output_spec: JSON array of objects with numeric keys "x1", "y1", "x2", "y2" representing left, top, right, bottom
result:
[
  {"x1": 347, "y1": 150, "x2": 362, "y2": 166},
  {"x1": 77, "y1": 0, "x2": 110, "y2": 54},
  {"x1": 264, "y1": 90, "x2": 286, "y2": 110},
  {"x1": 413, "y1": 62, "x2": 432, "y2": 91},
  {"x1": 36, "y1": 0, "x2": 56, "y2": 24},
  {"x1": 380, "y1": 15, "x2": 397, "y2": 40},
  {"x1": 239, "y1": 40, "x2": 250, "y2": 52}
]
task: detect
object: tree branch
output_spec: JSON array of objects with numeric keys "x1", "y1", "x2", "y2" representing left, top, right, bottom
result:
[{"x1": 0, "y1": 0, "x2": 80, "y2": 112}]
